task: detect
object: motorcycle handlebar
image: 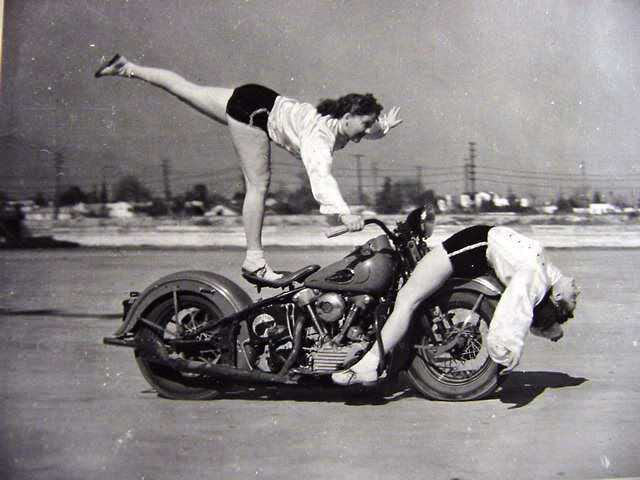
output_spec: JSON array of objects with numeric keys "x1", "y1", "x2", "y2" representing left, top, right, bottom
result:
[{"x1": 325, "y1": 218, "x2": 397, "y2": 241}]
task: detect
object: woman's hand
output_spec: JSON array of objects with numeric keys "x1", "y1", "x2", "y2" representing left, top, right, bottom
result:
[
  {"x1": 340, "y1": 213, "x2": 365, "y2": 232},
  {"x1": 384, "y1": 106, "x2": 403, "y2": 129}
]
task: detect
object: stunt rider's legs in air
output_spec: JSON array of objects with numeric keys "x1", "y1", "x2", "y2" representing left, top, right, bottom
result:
[
  {"x1": 332, "y1": 224, "x2": 580, "y2": 386},
  {"x1": 95, "y1": 54, "x2": 403, "y2": 282}
]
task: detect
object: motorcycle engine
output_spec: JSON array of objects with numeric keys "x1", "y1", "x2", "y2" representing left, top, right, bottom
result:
[{"x1": 315, "y1": 292, "x2": 346, "y2": 323}]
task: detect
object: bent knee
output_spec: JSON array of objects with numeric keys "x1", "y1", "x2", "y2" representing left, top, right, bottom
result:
[{"x1": 244, "y1": 175, "x2": 271, "y2": 195}]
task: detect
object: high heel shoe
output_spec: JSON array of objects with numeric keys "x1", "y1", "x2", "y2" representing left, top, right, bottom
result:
[{"x1": 94, "y1": 54, "x2": 129, "y2": 78}]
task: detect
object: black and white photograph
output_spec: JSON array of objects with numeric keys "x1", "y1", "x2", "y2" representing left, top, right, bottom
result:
[{"x1": 1, "y1": 1, "x2": 640, "y2": 479}]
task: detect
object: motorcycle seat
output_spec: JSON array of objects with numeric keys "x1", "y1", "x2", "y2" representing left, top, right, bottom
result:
[{"x1": 242, "y1": 264, "x2": 321, "y2": 289}]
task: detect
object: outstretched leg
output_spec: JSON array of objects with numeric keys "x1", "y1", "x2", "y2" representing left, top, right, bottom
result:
[
  {"x1": 332, "y1": 245, "x2": 454, "y2": 385},
  {"x1": 95, "y1": 54, "x2": 233, "y2": 123}
]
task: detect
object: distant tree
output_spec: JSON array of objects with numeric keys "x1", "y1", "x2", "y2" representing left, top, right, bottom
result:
[
  {"x1": 393, "y1": 179, "x2": 422, "y2": 207},
  {"x1": 59, "y1": 185, "x2": 88, "y2": 206},
  {"x1": 556, "y1": 195, "x2": 572, "y2": 212},
  {"x1": 285, "y1": 176, "x2": 317, "y2": 214},
  {"x1": 113, "y1": 175, "x2": 151, "y2": 202},
  {"x1": 100, "y1": 179, "x2": 109, "y2": 204},
  {"x1": 507, "y1": 189, "x2": 517, "y2": 209},
  {"x1": 33, "y1": 192, "x2": 47, "y2": 207},
  {"x1": 86, "y1": 184, "x2": 99, "y2": 204},
  {"x1": 592, "y1": 191, "x2": 603, "y2": 203},
  {"x1": 376, "y1": 177, "x2": 403, "y2": 214},
  {"x1": 171, "y1": 194, "x2": 185, "y2": 215}
]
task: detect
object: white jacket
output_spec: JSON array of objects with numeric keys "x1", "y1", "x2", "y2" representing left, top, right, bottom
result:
[
  {"x1": 267, "y1": 96, "x2": 390, "y2": 215},
  {"x1": 485, "y1": 226, "x2": 563, "y2": 368}
]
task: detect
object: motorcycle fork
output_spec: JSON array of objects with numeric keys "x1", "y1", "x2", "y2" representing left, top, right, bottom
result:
[{"x1": 414, "y1": 293, "x2": 485, "y2": 363}]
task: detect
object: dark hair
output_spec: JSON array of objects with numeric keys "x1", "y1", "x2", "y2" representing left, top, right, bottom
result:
[
  {"x1": 532, "y1": 291, "x2": 572, "y2": 331},
  {"x1": 316, "y1": 93, "x2": 383, "y2": 118}
]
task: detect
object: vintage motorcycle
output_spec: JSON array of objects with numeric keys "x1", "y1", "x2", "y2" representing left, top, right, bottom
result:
[{"x1": 103, "y1": 207, "x2": 506, "y2": 401}]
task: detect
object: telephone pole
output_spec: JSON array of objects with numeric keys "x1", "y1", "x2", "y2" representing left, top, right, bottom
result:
[
  {"x1": 53, "y1": 152, "x2": 63, "y2": 220},
  {"x1": 468, "y1": 142, "x2": 476, "y2": 196},
  {"x1": 162, "y1": 158, "x2": 172, "y2": 204}
]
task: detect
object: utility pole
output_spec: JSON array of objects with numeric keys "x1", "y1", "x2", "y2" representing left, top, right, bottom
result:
[
  {"x1": 464, "y1": 160, "x2": 469, "y2": 194},
  {"x1": 578, "y1": 160, "x2": 587, "y2": 200},
  {"x1": 468, "y1": 142, "x2": 476, "y2": 196},
  {"x1": 162, "y1": 158, "x2": 172, "y2": 204},
  {"x1": 53, "y1": 152, "x2": 63, "y2": 220},
  {"x1": 352, "y1": 154, "x2": 365, "y2": 205}
]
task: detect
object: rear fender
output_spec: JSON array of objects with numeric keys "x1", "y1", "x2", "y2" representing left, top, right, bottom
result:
[
  {"x1": 449, "y1": 274, "x2": 504, "y2": 298},
  {"x1": 113, "y1": 270, "x2": 253, "y2": 337}
]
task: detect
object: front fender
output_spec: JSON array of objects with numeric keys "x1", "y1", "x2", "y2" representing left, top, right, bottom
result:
[{"x1": 113, "y1": 270, "x2": 253, "y2": 337}]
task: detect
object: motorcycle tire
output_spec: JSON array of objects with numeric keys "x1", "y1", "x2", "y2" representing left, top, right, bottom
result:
[
  {"x1": 134, "y1": 293, "x2": 232, "y2": 400},
  {"x1": 407, "y1": 290, "x2": 499, "y2": 401}
]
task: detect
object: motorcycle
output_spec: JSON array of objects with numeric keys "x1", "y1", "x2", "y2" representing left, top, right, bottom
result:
[{"x1": 103, "y1": 207, "x2": 506, "y2": 401}]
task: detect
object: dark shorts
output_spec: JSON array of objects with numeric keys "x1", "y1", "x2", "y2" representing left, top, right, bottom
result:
[
  {"x1": 442, "y1": 225, "x2": 493, "y2": 277},
  {"x1": 225, "y1": 84, "x2": 279, "y2": 136}
]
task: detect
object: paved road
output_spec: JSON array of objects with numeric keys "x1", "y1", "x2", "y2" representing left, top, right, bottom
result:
[{"x1": 1, "y1": 248, "x2": 639, "y2": 480}]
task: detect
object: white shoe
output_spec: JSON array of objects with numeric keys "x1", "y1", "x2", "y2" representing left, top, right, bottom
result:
[
  {"x1": 331, "y1": 365, "x2": 378, "y2": 386},
  {"x1": 241, "y1": 262, "x2": 283, "y2": 282}
]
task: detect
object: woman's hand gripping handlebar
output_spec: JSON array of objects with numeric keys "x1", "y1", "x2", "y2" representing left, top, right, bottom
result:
[{"x1": 325, "y1": 218, "x2": 398, "y2": 241}]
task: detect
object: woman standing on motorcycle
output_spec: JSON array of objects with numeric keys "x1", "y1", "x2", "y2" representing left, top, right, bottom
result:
[
  {"x1": 333, "y1": 224, "x2": 580, "y2": 386},
  {"x1": 95, "y1": 54, "x2": 403, "y2": 281}
]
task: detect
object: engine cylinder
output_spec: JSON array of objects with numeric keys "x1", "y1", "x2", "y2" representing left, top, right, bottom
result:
[{"x1": 315, "y1": 293, "x2": 346, "y2": 323}]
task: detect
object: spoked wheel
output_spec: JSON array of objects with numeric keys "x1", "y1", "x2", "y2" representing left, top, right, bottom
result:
[
  {"x1": 407, "y1": 291, "x2": 499, "y2": 401},
  {"x1": 134, "y1": 293, "x2": 233, "y2": 400}
]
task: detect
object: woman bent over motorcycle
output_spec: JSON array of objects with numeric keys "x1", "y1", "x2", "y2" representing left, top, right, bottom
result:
[
  {"x1": 333, "y1": 224, "x2": 580, "y2": 386},
  {"x1": 95, "y1": 54, "x2": 402, "y2": 281}
]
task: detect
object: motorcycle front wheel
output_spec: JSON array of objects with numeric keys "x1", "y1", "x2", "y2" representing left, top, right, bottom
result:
[
  {"x1": 407, "y1": 290, "x2": 499, "y2": 401},
  {"x1": 134, "y1": 293, "x2": 233, "y2": 400}
]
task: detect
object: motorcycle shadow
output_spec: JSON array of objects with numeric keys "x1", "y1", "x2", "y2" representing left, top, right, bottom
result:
[
  {"x1": 492, "y1": 371, "x2": 589, "y2": 409},
  {"x1": 212, "y1": 377, "x2": 418, "y2": 406}
]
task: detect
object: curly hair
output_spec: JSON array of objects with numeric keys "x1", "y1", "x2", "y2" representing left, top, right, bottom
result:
[{"x1": 316, "y1": 93, "x2": 383, "y2": 118}]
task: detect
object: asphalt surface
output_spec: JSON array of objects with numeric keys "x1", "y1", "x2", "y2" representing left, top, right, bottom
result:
[{"x1": 1, "y1": 247, "x2": 639, "y2": 480}]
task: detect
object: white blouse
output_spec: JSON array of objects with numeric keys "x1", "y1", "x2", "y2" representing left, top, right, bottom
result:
[
  {"x1": 485, "y1": 226, "x2": 564, "y2": 368},
  {"x1": 267, "y1": 96, "x2": 391, "y2": 215}
]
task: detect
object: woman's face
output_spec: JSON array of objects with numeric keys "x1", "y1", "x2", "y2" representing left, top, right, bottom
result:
[{"x1": 341, "y1": 113, "x2": 377, "y2": 142}]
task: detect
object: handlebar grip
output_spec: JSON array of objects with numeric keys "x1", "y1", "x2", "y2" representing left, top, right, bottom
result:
[{"x1": 325, "y1": 225, "x2": 350, "y2": 238}]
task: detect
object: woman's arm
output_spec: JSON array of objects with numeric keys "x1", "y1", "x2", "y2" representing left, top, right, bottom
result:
[{"x1": 299, "y1": 136, "x2": 351, "y2": 215}]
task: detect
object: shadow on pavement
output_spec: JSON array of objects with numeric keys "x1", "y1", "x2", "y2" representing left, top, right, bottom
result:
[
  {"x1": 140, "y1": 372, "x2": 588, "y2": 407},
  {"x1": 0, "y1": 308, "x2": 121, "y2": 319},
  {"x1": 176, "y1": 379, "x2": 418, "y2": 406},
  {"x1": 494, "y1": 371, "x2": 589, "y2": 409}
]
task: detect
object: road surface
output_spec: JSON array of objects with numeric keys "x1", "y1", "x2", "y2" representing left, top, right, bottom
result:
[{"x1": 1, "y1": 247, "x2": 639, "y2": 479}]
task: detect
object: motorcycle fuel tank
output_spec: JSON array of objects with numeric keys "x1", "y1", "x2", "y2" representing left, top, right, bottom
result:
[{"x1": 304, "y1": 235, "x2": 396, "y2": 295}]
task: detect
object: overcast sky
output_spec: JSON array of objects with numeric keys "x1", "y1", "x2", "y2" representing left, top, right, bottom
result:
[{"x1": 2, "y1": 0, "x2": 640, "y2": 203}]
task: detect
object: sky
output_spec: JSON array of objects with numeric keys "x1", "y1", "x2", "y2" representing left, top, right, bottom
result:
[{"x1": 2, "y1": 0, "x2": 640, "y2": 204}]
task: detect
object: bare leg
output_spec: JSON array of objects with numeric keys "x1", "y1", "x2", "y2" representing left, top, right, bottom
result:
[
  {"x1": 227, "y1": 116, "x2": 281, "y2": 280},
  {"x1": 379, "y1": 245, "x2": 454, "y2": 352},
  {"x1": 332, "y1": 245, "x2": 453, "y2": 385},
  {"x1": 97, "y1": 55, "x2": 233, "y2": 123}
]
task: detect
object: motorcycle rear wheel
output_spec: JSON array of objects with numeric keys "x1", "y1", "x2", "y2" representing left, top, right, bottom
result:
[
  {"x1": 134, "y1": 293, "x2": 232, "y2": 400},
  {"x1": 407, "y1": 290, "x2": 499, "y2": 401}
]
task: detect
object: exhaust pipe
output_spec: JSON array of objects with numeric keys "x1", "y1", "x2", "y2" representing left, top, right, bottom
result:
[{"x1": 137, "y1": 334, "x2": 300, "y2": 386}]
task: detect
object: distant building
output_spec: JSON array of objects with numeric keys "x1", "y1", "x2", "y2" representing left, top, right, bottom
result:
[
  {"x1": 588, "y1": 203, "x2": 621, "y2": 215},
  {"x1": 106, "y1": 202, "x2": 135, "y2": 218}
]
